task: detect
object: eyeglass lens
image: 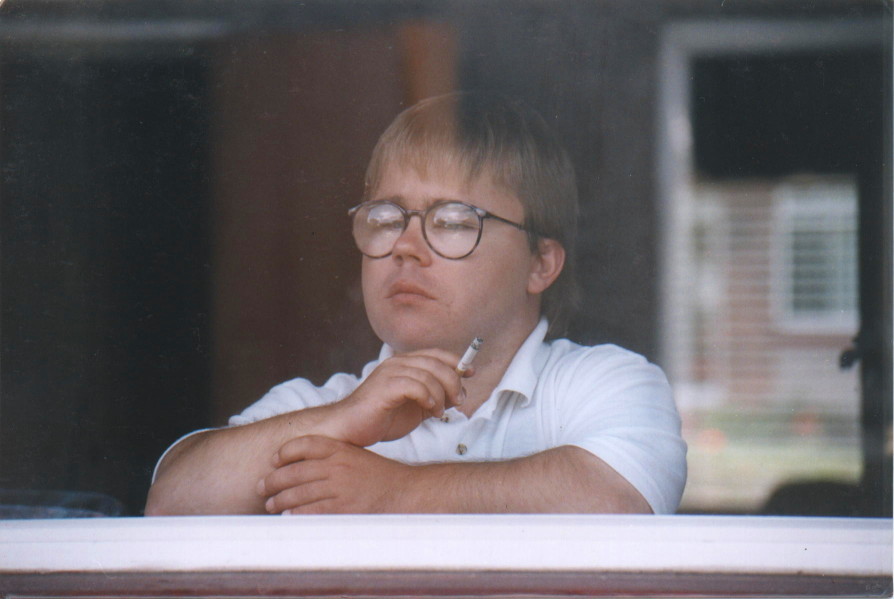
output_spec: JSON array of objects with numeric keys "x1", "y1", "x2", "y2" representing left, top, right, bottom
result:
[{"x1": 351, "y1": 202, "x2": 483, "y2": 259}]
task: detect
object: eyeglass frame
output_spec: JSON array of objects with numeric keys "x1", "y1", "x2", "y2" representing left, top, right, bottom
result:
[{"x1": 348, "y1": 199, "x2": 536, "y2": 260}]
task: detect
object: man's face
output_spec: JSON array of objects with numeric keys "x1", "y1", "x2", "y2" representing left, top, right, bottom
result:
[{"x1": 360, "y1": 161, "x2": 543, "y2": 355}]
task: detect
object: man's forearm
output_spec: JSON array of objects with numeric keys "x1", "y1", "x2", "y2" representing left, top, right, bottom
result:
[
  {"x1": 145, "y1": 407, "x2": 338, "y2": 515},
  {"x1": 396, "y1": 446, "x2": 651, "y2": 514},
  {"x1": 262, "y1": 440, "x2": 652, "y2": 515}
]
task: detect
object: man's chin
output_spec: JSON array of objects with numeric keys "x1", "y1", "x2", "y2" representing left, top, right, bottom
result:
[{"x1": 377, "y1": 323, "x2": 459, "y2": 355}]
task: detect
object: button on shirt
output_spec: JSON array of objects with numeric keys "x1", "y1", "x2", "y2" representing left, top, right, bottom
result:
[{"x1": 229, "y1": 319, "x2": 687, "y2": 514}]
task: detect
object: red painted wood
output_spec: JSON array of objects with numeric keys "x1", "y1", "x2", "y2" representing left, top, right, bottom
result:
[{"x1": 1, "y1": 570, "x2": 890, "y2": 597}]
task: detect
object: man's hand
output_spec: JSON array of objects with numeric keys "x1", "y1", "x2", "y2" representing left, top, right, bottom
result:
[
  {"x1": 146, "y1": 349, "x2": 468, "y2": 516},
  {"x1": 258, "y1": 435, "x2": 412, "y2": 514},
  {"x1": 322, "y1": 349, "x2": 468, "y2": 447}
]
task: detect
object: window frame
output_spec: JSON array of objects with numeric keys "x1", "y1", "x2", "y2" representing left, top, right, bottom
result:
[{"x1": 0, "y1": 515, "x2": 891, "y2": 597}]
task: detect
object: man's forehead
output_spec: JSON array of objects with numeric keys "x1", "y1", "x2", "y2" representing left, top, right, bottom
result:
[{"x1": 373, "y1": 157, "x2": 511, "y2": 200}]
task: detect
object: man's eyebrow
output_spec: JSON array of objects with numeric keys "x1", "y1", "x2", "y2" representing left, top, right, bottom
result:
[{"x1": 371, "y1": 195, "x2": 467, "y2": 206}]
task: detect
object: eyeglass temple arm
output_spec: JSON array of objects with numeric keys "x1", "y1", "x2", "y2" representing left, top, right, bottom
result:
[{"x1": 481, "y1": 210, "x2": 534, "y2": 234}]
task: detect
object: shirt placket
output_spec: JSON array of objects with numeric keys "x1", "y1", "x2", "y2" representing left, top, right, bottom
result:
[{"x1": 451, "y1": 399, "x2": 503, "y2": 458}]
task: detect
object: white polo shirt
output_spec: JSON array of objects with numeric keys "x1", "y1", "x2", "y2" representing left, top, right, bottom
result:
[{"x1": 231, "y1": 319, "x2": 687, "y2": 514}]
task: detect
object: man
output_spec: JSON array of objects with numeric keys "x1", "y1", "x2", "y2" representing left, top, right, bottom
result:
[{"x1": 145, "y1": 92, "x2": 686, "y2": 516}]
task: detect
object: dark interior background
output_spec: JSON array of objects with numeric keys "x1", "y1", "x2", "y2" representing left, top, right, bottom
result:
[{"x1": 0, "y1": 0, "x2": 889, "y2": 515}]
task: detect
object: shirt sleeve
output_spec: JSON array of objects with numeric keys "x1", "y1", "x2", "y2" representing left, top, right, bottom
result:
[
  {"x1": 151, "y1": 428, "x2": 212, "y2": 484},
  {"x1": 152, "y1": 360, "x2": 377, "y2": 485},
  {"x1": 230, "y1": 354, "x2": 386, "y2": 426},
  {"x1": 228, "y1": 371, "x2": 362, "y2": 426},
  {"x1": 550, "y1": 344, "x2": 688, "y2": 514}
]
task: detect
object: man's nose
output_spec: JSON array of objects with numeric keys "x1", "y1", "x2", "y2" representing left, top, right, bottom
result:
[{"x1": 390, "y1": 214, "x2": 433, "y2": 265}]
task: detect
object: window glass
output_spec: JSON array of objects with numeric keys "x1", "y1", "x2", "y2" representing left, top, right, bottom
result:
[{"x1": 0, "y1": 2, "x2": 887, "y2": 521}]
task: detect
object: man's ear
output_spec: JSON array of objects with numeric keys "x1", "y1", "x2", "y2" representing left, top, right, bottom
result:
[{"x1": 527, "y1": 238, "x2": 566, "y2": 295}]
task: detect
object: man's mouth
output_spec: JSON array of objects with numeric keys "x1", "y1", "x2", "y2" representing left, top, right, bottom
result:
[{"x1": 387, "y1": 281, "x2": 435, "y2": 300}]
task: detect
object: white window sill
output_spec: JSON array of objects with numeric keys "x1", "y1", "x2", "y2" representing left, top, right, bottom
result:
[{"x1": 0, "y1": 514, "x2": 890, "y2": 596}]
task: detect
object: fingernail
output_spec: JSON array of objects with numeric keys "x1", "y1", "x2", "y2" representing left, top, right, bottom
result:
[
  {"x1": 456, "y1": 386, "x2": 466, "y2": 405},
  {"x1": 256, "y1": 479, "x2": 265, "y2": 496},
  {"x1": 265, "y1": 497, "x2": 275, "y2": 513}
]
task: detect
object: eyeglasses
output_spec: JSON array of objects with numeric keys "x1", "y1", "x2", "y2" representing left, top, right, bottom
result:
[{"x1": 348, "y1": 200, "x2": 532, "y2": 260}]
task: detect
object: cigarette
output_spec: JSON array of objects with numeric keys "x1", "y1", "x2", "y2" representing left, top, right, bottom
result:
[{"x1": 455, "y1": 337, "x2": 483, "y2": 375}]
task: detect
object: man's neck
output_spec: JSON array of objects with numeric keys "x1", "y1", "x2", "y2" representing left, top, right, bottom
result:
[{"x1": 453, "y1": 317, "x2": 539, "y2": 417}]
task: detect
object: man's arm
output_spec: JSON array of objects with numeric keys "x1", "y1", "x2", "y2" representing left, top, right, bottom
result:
[
  {"x1": 259, "y1": 436, "x2": 651, "y2": 514},
  {"x1": 145, "y1": 350, "x2": 465, "y2": 516},
  {"x1": 146, "y1": 408, "x2": 334, "y2": 515}
]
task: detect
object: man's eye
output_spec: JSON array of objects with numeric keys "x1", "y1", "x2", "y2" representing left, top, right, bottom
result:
[
  {"x1": 431, "y1": 207, "x2": 477, "y2": 230},
  {"x1": 367, "y1": 209, "x2": 404, "y2": 229},
  {"x1": 370, "y1": 216, "x2": 403, "y2": 228},
  {"x1": 432, "y1": 217, "x2": 476, "y2": 231}
]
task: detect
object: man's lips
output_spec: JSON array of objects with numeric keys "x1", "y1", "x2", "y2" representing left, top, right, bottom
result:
[{"x1": 387, "y1": 281, "x2": 435, "y2": 300}]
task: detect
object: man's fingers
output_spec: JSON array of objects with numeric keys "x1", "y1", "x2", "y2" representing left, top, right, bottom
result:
[
  {"x1": 265, "y1": 479, "x2": 335, "y2": 514},
  {"x1": 365, "y1": 369, "x2": 447, "y2": 418},
  {"x1": 260, "y1": 436, "x2": 343, "y2": 511},
  {"x1": 274, "y1": 435, "x2": 339, "y2": 467},
  {"x1": 259, "y1": 457, "x2": 328, "y2": 498},
  {"x1": 384, "y1": 355, "x2": 464, "y2": 408},
  {"x1": 386, "y1": 370, "x2": 446, "y2": 414}
]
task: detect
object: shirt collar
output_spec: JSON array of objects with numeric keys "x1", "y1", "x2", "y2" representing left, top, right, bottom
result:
[
  {"x1": 375, "y1": 317, "x2": 550, "y2": 410},
  {"x1": 487, "y1": 317, "x2": 549, "y2": 409},
  {"x1": 377, "y1": 343, "x2": 394, "y2": 362}
]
